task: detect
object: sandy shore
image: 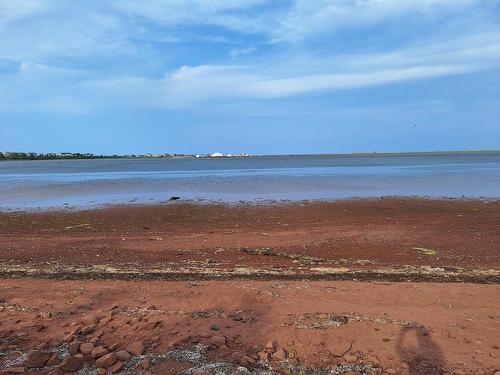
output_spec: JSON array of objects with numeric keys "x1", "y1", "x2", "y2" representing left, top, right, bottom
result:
[{"x1": 0, "y1": 198, "x2": 499, "y2": 374}]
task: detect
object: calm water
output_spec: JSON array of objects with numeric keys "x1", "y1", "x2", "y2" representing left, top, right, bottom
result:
[{"x1": 1, "y1": 152, "x2": 499, "y2": 210}]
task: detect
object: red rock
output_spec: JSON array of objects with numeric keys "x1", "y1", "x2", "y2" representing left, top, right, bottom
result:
[
  {"x1": 271, "y1": 349, "x2": 287, "y2": 361},
  {"x1": 108, "y1": 360, "x2": 124, "y2": 373},
  {"x1": 125, "y1": 341, "x2": 144, "y2": 355},
  {"x1": 0, "y1": 329, "x2": 13, "y2": 339},
  {"x1": 68, "y1": 341, "x2": 81, "y2": 355},
  {"x1": 210, "y1": 335, "x2": 226, "y2": 348},
  {"x1": 141, "y1": 358, "x2": 151, "y2": 369},
  {"x1": 26, "y1": 350, "x2": 52, "y2": 368},
  {"x1": 95, "y1": 353, "x2": 117, "y2": 368},
  {"x1": 4, "y1": 352, "x2": 22, "y2": 362},
  {"x1": 46, "y1": 353, "x2": 61, "y2": 366},
  {"x1": 93, "y1": 329, "x2": 104, "y2": 337},
  {"x1": 2, "y1": 368, "x2": 25, "y2": 374},
  {"x1": 63, "y1": 333, "x2": 74, "y2": 342},
  {"x1": 81, "y1": 325, "x2": 95, "y2": 335},
  {"x1": 79, "y1": 342, "x2": 94, "y2": 355},
  {"x1": 81, "y1": 315, "x2": 98, "y2": 325},
  {"x1": 51, "y1": 337, "x2": 63, "y2": 347},
  {"x1": 249, "y1": 353, "x2": 259, "y2": 361},
  {"x1": 59, "y1": 355, "x2": 84, "y2": 372},
  {"x1": 243, "y1": 355, "x2": 256, "y2": 365},
  {"x1": 101, "y1": 316, "x2": 113, "y2": 325},
  {"x1": 91, "y1": 346, "x2": 108, "y2": 358},
  {"x1": 288, "y1": 357, "x2": 298, "y2": 366},
  {"x1": 116, "y1": 350, "x2": 131, "y2": 361},
  {"x1": 250, "y1": 345, "x2": 263, "y2": 353},
  {"x1": 33, "y1": 324, "x2": 46, "y2": 332},
  {"x1": 231, "y1": 351, "x2": 248, "y2": 365},
  {"x1": 265, "y1": 340, "x2": 278, "y2": 353}
]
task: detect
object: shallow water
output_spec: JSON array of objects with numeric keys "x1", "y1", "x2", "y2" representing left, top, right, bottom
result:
[{"x1": 1, "y1": 152, "x2": 499, "y2": 210}]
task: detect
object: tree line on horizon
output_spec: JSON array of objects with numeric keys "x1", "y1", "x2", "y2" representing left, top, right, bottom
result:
[{"x1": 0, "y1": 152, "x2": 192, "y2": 160}]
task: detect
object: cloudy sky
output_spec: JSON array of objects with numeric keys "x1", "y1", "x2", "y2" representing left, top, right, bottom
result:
[{"x1": 1, "y1": 0, "x2": 500, "y2": 154}]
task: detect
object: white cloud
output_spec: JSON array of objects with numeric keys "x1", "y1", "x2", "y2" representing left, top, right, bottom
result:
[
  {"x1": 271, "y1": 0, "x2": 483, "y2": 42},
  {"x1": 0, "y1": 0, "x2": 45, "y2": 25},
  {"x1": 0, "y1": 61, "x2": 93, "y2": 113},
  {"x1": 163, "y1": 65, "x2": 256, "y2": 107},
  {"x1": 0, "y1": 10, "x2": 132, "y2": 62},
  {"x1": 0, "y1": 0, "x2": 499, "y2": 113},
  {"x1": 2, "y1": 27, "x2": 499, "y2": 112},
  {"x1": 115, "y1": 0, "x2": 270, "y2": 17},
  {"x1": 161, "y1": 31, "x2": 500, "y2": 105},
  {"x1": 160, "y1": 64, "x2": 473, "y2": 106},
  {"x1": 330, "y1": 31, "x2": 500, "y2": 72},
  {"x1": 112, "y1": 0, "x2": 274, "y2": 33},
  {"x1": 230, "y1": 47, "x2": 257, "y2": 59},
  {"x1": 0, "y1": 61, "x2": 168, "y2": 113},
  {"x1": 111, "y1": 0, "x2": 486, "y2": 42},
  {"x1": 0, "y1": 0, "x2": 495, "y2": 64},
  {"x1": 247, "y1": 65, "x2": 473, "y2": 98}
]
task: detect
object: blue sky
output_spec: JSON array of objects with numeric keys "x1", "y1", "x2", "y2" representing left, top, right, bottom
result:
[{"x1": 1, "y1": 0, "x2": 500, "y2": 154}]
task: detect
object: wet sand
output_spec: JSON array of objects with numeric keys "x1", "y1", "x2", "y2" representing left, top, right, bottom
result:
[
  {"x1": 0, "y1": 198, "x2": 499, "y2": 374},
  {"x1": 0, "y1": 198, "x2": 499, "y2": 279}
]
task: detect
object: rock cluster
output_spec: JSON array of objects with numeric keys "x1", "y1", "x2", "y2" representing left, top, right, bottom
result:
[
  {"x1": 0, "y1": 306, "x2": 149, "y2": 375},
  {"x1": 2, "y1": 340, "x2": 143, "y2": 374},
  {"x1": 2, "y1": 300, "x2": 498, "y2": 375},
  {"x1": 254, "y1": 340, "x2": 301, "y2": 370}
]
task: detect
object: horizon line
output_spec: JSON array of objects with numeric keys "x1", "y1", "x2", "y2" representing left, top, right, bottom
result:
[{"x1": 1, "y1": 149, "x2": 500, "y2": 160}]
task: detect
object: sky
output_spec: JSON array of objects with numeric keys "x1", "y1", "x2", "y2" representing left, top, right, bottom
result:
[{"x1": 1, "y1": 0, "x2": 500, "y2": 155}]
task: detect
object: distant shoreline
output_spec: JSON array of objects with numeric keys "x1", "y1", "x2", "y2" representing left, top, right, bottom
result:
[{"x1": 1, "y1": 149, "x2": 499, "y2": 161}]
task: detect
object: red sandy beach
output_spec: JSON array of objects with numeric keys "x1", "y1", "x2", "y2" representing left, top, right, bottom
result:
[{"x1": 0, "y1": 198, "x2": 499, "y2": 374}]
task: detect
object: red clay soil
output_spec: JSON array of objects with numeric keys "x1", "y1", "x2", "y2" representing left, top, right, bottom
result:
[
  {"x1": 0, "y1": 198, "x2": 499, "y2": 274},
  {"x1": 0, "y1": 279, "x2": 499, "y2": 374}
]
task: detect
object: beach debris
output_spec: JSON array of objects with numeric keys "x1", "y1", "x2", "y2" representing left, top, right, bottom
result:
[
  {"x1": 240, "y1": 248, "x2": 375, "y2": 267},
  {"x1": 192, "y1": 309, "x2": 225, "y2": 319},
  {"x1": 449, "y1": 322, "x2": 467, "y2": 329},
  {"x1": 241, "y1": 247, "x2": 326, "y2": 265},
  {"x1": 284, "y1": 312, "x2": 421, "y2": 329},
  {"x1": 412, "y1": 247, "x2": 437, "y2": 256},
  {"x1": 63, "y1": 223, "x2": 92, "y2": 230}
]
